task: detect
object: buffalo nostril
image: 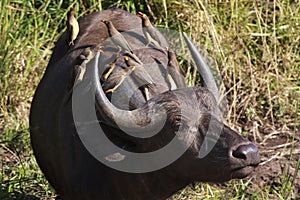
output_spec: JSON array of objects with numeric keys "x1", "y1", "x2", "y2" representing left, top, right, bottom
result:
[{"x1": 232, "y1": 143, "x2": 258, "y2": 160}]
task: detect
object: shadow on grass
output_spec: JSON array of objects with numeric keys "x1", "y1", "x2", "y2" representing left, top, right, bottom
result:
[{"x1": 0, "y1": 186, "x2": 40, "y2": 200}]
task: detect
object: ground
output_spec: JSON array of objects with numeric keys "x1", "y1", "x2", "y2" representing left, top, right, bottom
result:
[{"x1": 252, "y1": 130, "x2": 300, "y2": 197}]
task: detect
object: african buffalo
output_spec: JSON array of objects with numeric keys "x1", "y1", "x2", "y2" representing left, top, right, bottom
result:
[{"x1": 30, "y1": 8, "x2": 260, "y2": 200}]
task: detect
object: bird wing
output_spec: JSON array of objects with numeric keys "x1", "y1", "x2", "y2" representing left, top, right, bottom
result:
[{"x1": 131, "y1": 66, "x2": 155, "y2": 86}]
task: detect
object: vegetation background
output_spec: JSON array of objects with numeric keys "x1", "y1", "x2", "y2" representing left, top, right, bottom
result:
[{"x1": 0, "y1": 0, "x2": 299, "y2": 199}]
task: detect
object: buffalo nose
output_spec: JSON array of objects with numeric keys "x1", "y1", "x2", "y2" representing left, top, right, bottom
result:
[{"x1": 232, "y1": 143, "x2": 260, "y2": 164}]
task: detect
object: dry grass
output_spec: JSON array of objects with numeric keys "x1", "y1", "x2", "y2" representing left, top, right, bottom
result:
[{"x1": 0, "y1": 0, "x2": 299, "y2": 199}]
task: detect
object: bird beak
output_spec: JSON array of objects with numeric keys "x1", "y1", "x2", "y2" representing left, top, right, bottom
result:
[{"x1": 137, "y1": 12, "x2": 144, "y2": 17}]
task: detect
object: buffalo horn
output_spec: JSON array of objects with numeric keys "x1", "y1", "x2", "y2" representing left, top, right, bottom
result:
[
  {"x1": 90, "y1": 50, "x2": 167, "y2": 137},
  {"x1": 182, "y1": 32, "x2": 219, "y2": 102}
]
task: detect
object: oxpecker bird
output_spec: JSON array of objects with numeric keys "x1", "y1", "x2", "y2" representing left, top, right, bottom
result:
[
  {"x1": 124, "y1": 55, "x2": 155, "y2": 100},
  {"x1": 102, "y1": 20, "x2": 133, "y2": 52},
  {"x1": 67, "y1": 7, "x2": 79, "y2": 46},
  {"x1": 137, "y1": 12, "x2": 166, "y2": 54},
  {"x1": 101, "y1": 54, "x2": 120, "y2": 81},
  {"x1": 166, "y1": 47, "x2": 185, "y2": 89},
  {"x1": 102, "y1": 66, "x2": 135, "y2": 94},
  {"x1": 122, "y1": 50, "x2": 142, "y2": 65}
]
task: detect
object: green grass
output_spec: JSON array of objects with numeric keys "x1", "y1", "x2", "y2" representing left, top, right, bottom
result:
[{"x1": 1, "y1": 0, "x2": 299, "y2": 199}]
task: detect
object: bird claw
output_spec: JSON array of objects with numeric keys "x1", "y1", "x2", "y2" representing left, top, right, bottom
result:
[{"x1": 69, "y1": 41, "x2": 74, "y2": 46}]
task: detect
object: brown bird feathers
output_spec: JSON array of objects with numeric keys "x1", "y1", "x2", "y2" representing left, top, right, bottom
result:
[{"x1": 67, "y1": 7, "x2": 79, "y2": 46}]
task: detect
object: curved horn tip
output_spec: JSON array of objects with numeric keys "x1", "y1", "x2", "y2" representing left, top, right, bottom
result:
[{"x1": 182, "y1": 31, "x2": 220, "y2": 102}]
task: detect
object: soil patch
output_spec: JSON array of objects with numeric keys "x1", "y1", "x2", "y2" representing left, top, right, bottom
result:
[{"x1": 248, "y1": 128, "x2": 300, "y2": 197}]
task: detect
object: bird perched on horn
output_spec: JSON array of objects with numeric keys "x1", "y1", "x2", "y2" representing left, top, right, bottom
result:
[
  {"x1": 67, "y1": 7, "x2": 79, "y2": 46},
  {"x1": 102, "y1": 20, "x2": 133, "y2": 53}
]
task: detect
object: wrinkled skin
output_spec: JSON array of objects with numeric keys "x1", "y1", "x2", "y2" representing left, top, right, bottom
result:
[{"x1": 30, "y1": 8, "x2": 260, "y2": 200}]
